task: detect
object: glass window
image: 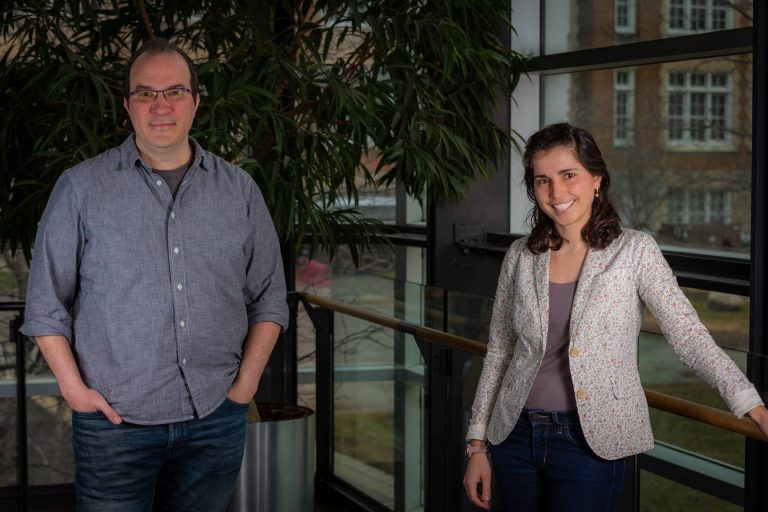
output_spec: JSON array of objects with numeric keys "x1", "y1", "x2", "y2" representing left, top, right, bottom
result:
[
  {"x1": 666, "y1": 71, "x2": 731, "y2": 147},
  {"x1": 541, "y1": 56, "x2": 752, "y2": 256},
  {"x1": 667, "y1": 189, "x2": 731, "y2": 226},
  {"x1": 614, "y1": 70, "x2": 635, "y2": 145},
  {"x1": 615, "y1": 0, "x2": 636, "y2": 34},
  {"x1": 668, "y1": 0, "x2": 733, "y2": 33},
  {"x1": 543, "y1": 0, "x2": 751, "y2": 54}
]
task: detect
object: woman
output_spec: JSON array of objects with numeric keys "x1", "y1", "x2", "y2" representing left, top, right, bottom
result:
[{"x1": 462, "y1": 123, "x2": 768, "y2": 511}]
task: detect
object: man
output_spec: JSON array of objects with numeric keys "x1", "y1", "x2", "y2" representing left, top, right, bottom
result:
[{"x1": 21, "y1": 38, "x2": 287, "y2": 511}]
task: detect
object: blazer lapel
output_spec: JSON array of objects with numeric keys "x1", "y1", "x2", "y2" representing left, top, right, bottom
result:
[
  {"x1": 533, "y1": 249, "x2": 550, "y2": 343},
  {"x1": 570, "y1": 247, "x2": 608, "y2": 335}
]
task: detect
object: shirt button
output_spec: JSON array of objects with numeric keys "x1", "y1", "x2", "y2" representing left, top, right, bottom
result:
[
  {"x1": 173, "y1": 247, "x2": 179, "y2": 254},
  {"x1": 177, "y1": 284, "x2": 183, "y2": 290},
  {"x1": 171, "y1": 212, "x2": 176, "y2": 219},
  {"x1": 576, "y1": 389, "x2": 587, "y2": 400},
  {"x1": 156, "y1": 179, "x2": 162, "y2": 186},
  {"x1": 179, "y1": 320, "x2": 186, "y2": 327},
  {"x1": 570, "y1": 347, "x2": 580, "y2": 358},
  {"x1": 182, "y1": 358, "x2": 187, "y2": 364}
]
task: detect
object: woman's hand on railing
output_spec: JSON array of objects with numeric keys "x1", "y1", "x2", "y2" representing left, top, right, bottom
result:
[{"x1": 746, "y1": 405, "x2": 768, "y2": 441}]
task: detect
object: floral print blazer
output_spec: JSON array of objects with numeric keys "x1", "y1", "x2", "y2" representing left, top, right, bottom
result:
[{"x1": 467, "y1": 229, "x2": 764, "y2": 460}]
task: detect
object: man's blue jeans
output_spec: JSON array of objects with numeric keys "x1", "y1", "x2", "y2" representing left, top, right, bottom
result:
[
  {"x1": 488, "y1": 408, "x2": 625, "y2": 512},
  {"x1": 72, "y1": 397, "x2": 249, "y2": 512}
]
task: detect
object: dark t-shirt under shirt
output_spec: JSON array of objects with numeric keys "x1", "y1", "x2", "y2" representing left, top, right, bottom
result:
[{"x1": 153, "y1": 152, "x2": 193, "y2": 198}]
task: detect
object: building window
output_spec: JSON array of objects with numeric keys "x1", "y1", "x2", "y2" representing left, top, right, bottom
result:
[
  {"x1": 668, "y1": 0, "x2": 731, "y2": 33},
  {"x1": 613, "y1": 70, "x2": 635, "y2": 146},
  {"x1": 668, "y1": 189, "x2": 731, "y2": 225},
  {"x1": 615, "y1": 0, "x2": 636, "y2": 34},
  {"x1": 666, "y1": 71, "x2": 730, "y2": 147}
]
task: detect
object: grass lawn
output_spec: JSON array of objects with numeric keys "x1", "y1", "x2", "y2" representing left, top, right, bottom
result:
[
  {"x1": 334, "y1": 410, "x2": 395, "y2": 475},
  {"x1": 640, "y1": 381, "x2": 745, "y2": 511},
  {"x1": 640, "y1": 470, "x2": 741, "y2": 512}
]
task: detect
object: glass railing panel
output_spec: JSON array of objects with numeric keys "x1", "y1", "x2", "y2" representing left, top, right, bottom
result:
[
  {"x1": 24, "y1": 342, "x2": 74, "y2": 486},
  {"x1": 446, "y1": 290, "x2": 493, "y2": 343},
  {"x1": 639, "y1": 330, "x2": 747, "y2": 468},
  {"x1": 296, "y1": 245, "x2": 433, "y2": 326},
  {"x1": 642, "y1": 287, "x2": 749, "y2": 353},
  {"x1": 0, "y1": 310, "x2": 20, "y2": 488},
  {"x1": 640, "y1": 470, "x2": 741, "y2": 512},
  {"x1": 26, "y1": 394, "x2": 73, "y2": 485},
  {"x1": 297, "y1": 259, "x2": 764, "y2": 509},
  {"x1": 0, "y1": 308, "x2": 75, "y2": 488},
  {"x1": 331, "y1": 318, "x2": 426, "y2": 512}
]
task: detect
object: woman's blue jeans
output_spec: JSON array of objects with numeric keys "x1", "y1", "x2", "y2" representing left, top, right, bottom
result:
[
  {"x1": 72, "y1": 397, "x2": 249, "y2": 512},
  {"x1": 489, "y1": 408, "x2": 625, "y2": 512}
]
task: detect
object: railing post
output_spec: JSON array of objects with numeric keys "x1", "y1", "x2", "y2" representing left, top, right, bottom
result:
[
  {"x1": 12, "y1": 314, "x2": 28, "y2": 512},
  {"x1": 423, "y1": 338, "x2": 460, "y2": 512},
  {"x1": 747, "y1": 1, "x2": 768, "y2": 510},
  {"x1": 314, "y1": 307, "x2": 334, "y2": 485}
]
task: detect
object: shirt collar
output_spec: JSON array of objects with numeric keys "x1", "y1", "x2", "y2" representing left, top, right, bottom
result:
[{"x1": 118, "y1": 134, "x2": 212, "y2": 173}]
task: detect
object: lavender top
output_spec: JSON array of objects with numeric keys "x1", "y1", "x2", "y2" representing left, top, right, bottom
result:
[{"x1": 524, "y1": 281, "x2": 578, "y2": 411}]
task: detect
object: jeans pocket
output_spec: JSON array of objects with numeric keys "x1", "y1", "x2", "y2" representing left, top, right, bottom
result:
[
  {"x1": 71, "y1": 410, "x2": 104, "y2": 419},
  {"x1": 564, "y1": 423, "x2": 588, "y2": 447},
  {"x1": 224, "y1": 397, "x2": 250, "y2": 409}
]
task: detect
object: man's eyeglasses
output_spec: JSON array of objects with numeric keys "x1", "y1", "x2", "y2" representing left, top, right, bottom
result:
[{"x1": 129, "y1": 88, "x2": 193, "y2": 102}]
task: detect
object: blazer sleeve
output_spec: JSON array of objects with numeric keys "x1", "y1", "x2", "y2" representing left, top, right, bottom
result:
[
  {"x1": 467, "y1": 241, "x2": 521, "y2": 440},
  {"x1": 636, "y1": 234, "x2": 763, "y2": 417}
]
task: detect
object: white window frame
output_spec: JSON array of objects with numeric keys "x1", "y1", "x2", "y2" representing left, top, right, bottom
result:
[
  {"x1": 667, "y1": 0, "x2": 732, "y2": 34},
  {"x1": 668, "y1": 189, "x2": 732, "y2": 225},
  {"x1": 613, "y1": 69, "x2": 635, "y2": 146},
  {"x1": 615, "y1": 0, "x2": 636, "y2": 34},
  {"x1": 666, "y1": 71, "x2": 732, "y2": 150}
]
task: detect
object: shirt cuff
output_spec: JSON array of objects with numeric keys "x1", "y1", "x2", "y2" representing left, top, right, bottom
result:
[
  {"x1": 730, "y1": 386, "x2": 765, "y2": 418},
  {"x1": 246, "y1": 301, "x2": 289, "y2": 331},
  {"x1": 466, "y1": 423, "x2": 487, "y2": 442},
  {"x1": 20, "y1": 317, "x2": 73, "y2": 343}
]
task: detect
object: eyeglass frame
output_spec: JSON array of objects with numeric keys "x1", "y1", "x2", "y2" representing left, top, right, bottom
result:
[{"x1": 128, "y1": 87, "x2": 194, "y2": 101}]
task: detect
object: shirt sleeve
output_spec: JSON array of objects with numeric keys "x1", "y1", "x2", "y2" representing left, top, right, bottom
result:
[
  {"x1": 20, "y1": 173, "x2": 85, "y2": 343},
  {"x1": 636, "y1": 234, "x2": 764, "y2": 417},
  {"x1": 467, "y1": 241, "x2": 521, "y2": 440},
  {"x1": 242, "y1": 180, "x2": 289, "y2": 330}
]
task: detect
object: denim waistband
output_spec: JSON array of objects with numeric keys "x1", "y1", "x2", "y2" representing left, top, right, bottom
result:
[{"x1": 521, "y1": 408, "x2": 580, "y2": 426}]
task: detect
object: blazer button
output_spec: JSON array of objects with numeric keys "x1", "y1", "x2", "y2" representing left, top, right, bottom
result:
[
  {"x1": 575, "y1": 389, "x2": 587, "y2": 400},
  {"x1": 569, "y1": 347, "x2": 580, "y2": 358}
]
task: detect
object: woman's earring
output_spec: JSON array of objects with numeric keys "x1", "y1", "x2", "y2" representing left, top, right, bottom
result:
[{"x1": 594, "y1": 188, "x2": 599, "y2": 199}]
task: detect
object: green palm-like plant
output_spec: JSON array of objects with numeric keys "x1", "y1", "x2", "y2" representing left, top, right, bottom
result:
[{"x1": 0, "y1": 0, "x2": 526, "y2": 265}]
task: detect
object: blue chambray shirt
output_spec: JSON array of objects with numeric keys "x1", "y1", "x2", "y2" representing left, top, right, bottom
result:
[{"x1": 21, "y1": 136, "x2": 288, "y2": 424}]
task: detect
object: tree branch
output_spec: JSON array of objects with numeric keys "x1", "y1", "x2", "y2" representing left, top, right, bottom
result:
[{"x1": 136, "y1": 0, "x2": 155, "y2": 39}]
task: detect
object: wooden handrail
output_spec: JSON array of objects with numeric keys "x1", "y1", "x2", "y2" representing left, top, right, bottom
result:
[
  {"x1": 303, "y1": 293, "x2": 489, "y2": 356},
  {"x1": 644, "y1": 389, "x2": 764, "y2": 440},
  {"x1": 302, "y1": 293, "x2": 767, "y2": 442}
]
